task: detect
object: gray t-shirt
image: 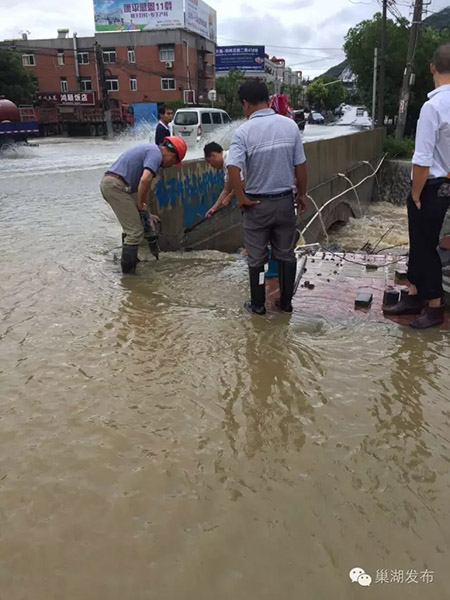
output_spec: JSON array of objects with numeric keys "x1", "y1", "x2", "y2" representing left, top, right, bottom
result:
[
  {"x1": 227, "y1": 108, "x2": 306, "y2": 195},
  {"x1": 107, "y1": 144, "x2": 163, "y2": 192}
]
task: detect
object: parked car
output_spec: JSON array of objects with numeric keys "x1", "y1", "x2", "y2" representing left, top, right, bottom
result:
[
  {"x1": 293, "y1": 110, "x2": 306, "y2": 131},
  {"x1": 308, "y1": 112, "x2": 325, "y2": 125},
  {"x1": 173, "y1": 108, "x2": 232, "y2": 145}
]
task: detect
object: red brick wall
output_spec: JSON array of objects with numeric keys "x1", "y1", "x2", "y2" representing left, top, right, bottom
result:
[{"x1": 20, "y1": 41, "x2": 214, "y2": 105}]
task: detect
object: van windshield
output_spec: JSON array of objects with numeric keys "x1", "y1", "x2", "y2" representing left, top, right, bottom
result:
[{"x1": 175, "y1": 112, "x2": 198, "y2": 126}]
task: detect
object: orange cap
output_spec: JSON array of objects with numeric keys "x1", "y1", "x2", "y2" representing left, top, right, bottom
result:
[{"x1": 164, "y1": 136, "x2": 187, "y2": 166}]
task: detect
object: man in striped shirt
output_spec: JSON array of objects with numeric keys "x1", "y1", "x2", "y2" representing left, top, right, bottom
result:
[{"x1": 227, "y1": 81, "x2": 308, "y2": 315}]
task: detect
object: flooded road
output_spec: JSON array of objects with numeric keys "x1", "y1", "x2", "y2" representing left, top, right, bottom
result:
[{"x1": 1, "y1": 136, "x2": 450, "y2": 600}]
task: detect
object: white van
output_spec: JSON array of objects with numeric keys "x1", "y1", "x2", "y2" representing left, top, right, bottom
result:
[{"x1": 173, "y1": 108, "x2": 232, "y2": 145}]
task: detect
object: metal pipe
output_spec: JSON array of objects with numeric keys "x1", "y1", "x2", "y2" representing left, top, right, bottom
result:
[
  {"x1": 73, "y1": 33, "x2": 79, "y2": 90},
  {"x1": 301, "y1": 154, "x2": 386, "y2": 237}
]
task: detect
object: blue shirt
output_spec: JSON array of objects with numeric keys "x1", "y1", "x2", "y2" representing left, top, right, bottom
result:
[
  {"x1": 107, "y1": 144, "x2": 163, "y2": 192},
  {"x1": 226, "y1": 108, "x2": 306, "y2": 195},
  {"x1": 412, "y1": 84, "x2": 450, "y2": 179}
]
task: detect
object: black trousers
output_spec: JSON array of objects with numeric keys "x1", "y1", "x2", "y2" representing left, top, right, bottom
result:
[{"x1": 407, "y1": 180, "x2": 450, "y2": 300}]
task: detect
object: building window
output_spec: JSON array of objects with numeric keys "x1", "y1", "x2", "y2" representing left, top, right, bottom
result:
[
  {"x1": 127, "y1": 48, "x2": 136, "y2": 63},
  {"x1": 57, "y1": 51, "x2": 65, "y2": 66},
  {"x1": 161, "y1": 78, "x2": 175, "y2": 91},
  {"x1": 60, "y1": 78, "x2": 68, "y2": 93},
  {"x1": 106, "y1": 78, "x2": 119, "y2": 92},
  {"x1": 159, "y1": 46, "x2": 174, "y2": 62},
  {"x1": 103, "y1": 50, "x2": 116, "y2": 64},
  {"x1": 81, "y1": 78, "x2": 92, "y2": 92},
  {"x1": 77, "y1": 52, "x2": 90, "y2": 64},
  {"x1": 22, "y1": 53, "x2": 35, "y2": 66},
  {"x1": 130, "y1": 78, "x2": 137, "y2": 92}
]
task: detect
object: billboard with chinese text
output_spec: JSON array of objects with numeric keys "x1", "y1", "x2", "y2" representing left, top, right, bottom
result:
[
  {"x1": 94, "y1": 0, "x2": 184, "y2": 32},
  {"x1": 93, "y1": 0, "x2": 216, "y2": 40},
  {"x1": 216, "y1": 46, "x2": 265, "y2": 72},
  {"x1": 185, "y1": 0, "x2": 216, "y2": 42}
]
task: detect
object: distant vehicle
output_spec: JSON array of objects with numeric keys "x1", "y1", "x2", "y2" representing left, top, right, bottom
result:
[
  {"x1": 308, "y1": 112, "x2": 325, "y2": 125},
  {"x1": 28, "y1": 93, "x2": 134, "y2": 137},
  {"x1": 293, "y1": 110, "x2": 306, "y2": 131},
  {"x1": 355, "y1": 107, "x2": 366, "y2": 117},
  {"x1": 0, "y1": 98, "x2": 39, "y2": 149},
  {"x1": 173, "y1": 108, "x2": 232, "y2": 145}
]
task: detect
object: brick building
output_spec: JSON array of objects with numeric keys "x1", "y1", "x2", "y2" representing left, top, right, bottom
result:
[{"x1": 4, "y1": 28, "x2": 215, "y2": 106}]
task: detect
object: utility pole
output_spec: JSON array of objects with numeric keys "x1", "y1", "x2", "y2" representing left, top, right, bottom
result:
[
  {"x1": 372, "y1": 47, "x2": 378, "y2": 126},
  {"x1": 395, "y1": 0, "x2": 424, "y2": 139},
  {"x1": 95, "y1": 42, "x2": 113, "y2": 137},
  {"x1": 377, "y1": 0, "x2": 387, "y2": 127}
]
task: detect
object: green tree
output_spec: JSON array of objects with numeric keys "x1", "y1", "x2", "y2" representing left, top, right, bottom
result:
[
  {"x1": 282, "y1": 83, "x2": 304, "y2": 109},
  {"x1": 216, "y1": 69, "x2": 245, "y2": 118},
  {"x1": 343, "y1": 12, "x2": 450, "y2": 130},
  {"x1": 320, "y1": 75, "x2": 347, "y2": 110},
  {"x1": 306, "y1": 79, "x2": 327, "y2": 111},
  {"x1": 0, "y1": 48, "x2": 36, "y2": 105},
  {"x1": 344, "y1": 13, "x2": 409, "y2": 118}
]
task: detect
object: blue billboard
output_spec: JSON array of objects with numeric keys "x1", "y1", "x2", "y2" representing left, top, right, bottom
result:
[{"x1": 216, "y1": 46, "x2": 265, "y2": 72}]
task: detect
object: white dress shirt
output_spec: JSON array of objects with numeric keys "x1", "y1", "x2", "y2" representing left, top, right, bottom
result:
[{"x1": 412, "y1": 84, "x2": 450, "y2": 179}]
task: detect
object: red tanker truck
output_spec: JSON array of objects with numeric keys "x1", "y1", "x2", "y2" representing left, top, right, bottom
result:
[{"x1": 0, "y1": 98, "x2": 39, "y2": 149}]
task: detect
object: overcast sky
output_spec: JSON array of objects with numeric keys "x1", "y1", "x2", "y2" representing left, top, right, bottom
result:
[{"x1": 0, "y1": 0, "x2": 448, "y2": 77}]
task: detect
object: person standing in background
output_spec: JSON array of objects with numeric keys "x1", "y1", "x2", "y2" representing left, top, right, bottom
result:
[{"x1": 155, "y1": 105, "x2": 174, "y2": 145}]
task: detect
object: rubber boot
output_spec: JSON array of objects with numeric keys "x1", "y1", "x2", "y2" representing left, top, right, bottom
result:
[
  {"x1": 410, "y1": 306, "x2": 445, "y2": 329},
  {"x1": 244, "y1": 265, "x2": 266, "y2": 315},
  {"x1": 383, "y1": 294, "x2": 424, "y2": 315},
  {"x1": 275, "y1": 260, "x2": 297, "y2": 313},
  {"x1": 121, "y1": 244, "x2": 138, "y2": 274}
]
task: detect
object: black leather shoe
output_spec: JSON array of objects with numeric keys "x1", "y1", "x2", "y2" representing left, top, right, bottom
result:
[
  {"x1": 383, "y1": 295, "x2": 424, "y2": 315},
  {"x1": 410, "y1": 306, "x2": 445, "y2": 329}
]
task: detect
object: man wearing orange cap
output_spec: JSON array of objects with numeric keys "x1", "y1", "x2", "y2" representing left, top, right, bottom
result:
[{"x1": 101, "y1": 136, "x2": 187, "y2": 273}]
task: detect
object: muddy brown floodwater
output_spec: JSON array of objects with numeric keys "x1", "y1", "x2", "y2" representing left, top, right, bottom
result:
[{"x1": 1, "y1": 139, "x2": 449, "y2": 600}]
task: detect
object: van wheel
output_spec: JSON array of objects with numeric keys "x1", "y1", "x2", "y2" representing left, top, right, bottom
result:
[
  {"x1": 89, "y1": 124, "x2": 97, "y2": 137},
  {"x1": 97, "y1": 124, "x2": 105, "y2": 136}
]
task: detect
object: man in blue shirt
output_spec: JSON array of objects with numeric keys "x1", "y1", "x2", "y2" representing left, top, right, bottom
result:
[
  {"x1": 384, "y1": 43, "x2": 450, "y2": 328},
  {"x1": 227, "y1": 81, "x2": 308, "y2": 315},
  {"x1": 100, "y1": 137, "x2": 187, "y2": 273}
]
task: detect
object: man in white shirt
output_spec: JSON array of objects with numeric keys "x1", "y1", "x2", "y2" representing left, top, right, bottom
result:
[{"x1": 384, "y1": 43, "x2": 450, "y2": 328}]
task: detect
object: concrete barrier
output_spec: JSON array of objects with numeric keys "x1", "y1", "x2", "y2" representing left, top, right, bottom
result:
[{"x1": 150, "y1": 127, "x2": 386, "y2": 251}]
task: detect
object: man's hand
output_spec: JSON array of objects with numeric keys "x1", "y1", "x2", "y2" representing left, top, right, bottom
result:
[
  {"x1": 411, "y1": 194, "x2": 421, "y2": 210},
  {"x1": 150, "y1": 214, "x2": 161, "y2": 228},
  {"x1": 295, "y1": 194, "x2": 308, "y2": 213},
  {"x1": 238, "y1": 195, "x2": 260, "y2": 209},
  {"x1": 206, "y1": 204, "x2": 219, "y2": 218}
]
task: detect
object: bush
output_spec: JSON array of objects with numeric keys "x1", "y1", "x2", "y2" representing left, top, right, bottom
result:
[{"x1": 383, "y1": 136, "x2": 415, "y2": 159}]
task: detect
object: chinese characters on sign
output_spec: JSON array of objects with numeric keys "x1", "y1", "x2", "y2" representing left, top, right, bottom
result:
[
  {"x1": 94, "y1": 0, "x2": 185, "y2": 33},
  {"x1": 37, "y1": 92, "x2": 96, "y2": 105},
  {"x1": 216, "y1": 46, "x2": 266, "y2": 73}
]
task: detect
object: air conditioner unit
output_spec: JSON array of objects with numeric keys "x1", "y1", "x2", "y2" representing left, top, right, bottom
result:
[{"x1": 165, "y1": 61, "x2": 173, "y2": 69}]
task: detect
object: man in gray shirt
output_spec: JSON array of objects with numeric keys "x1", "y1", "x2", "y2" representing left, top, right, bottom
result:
[
  {"x1": 227, "y1": 81, "x2": 307, "y2": 315},
  {"x1": 100, "y1": 137, "x2": 186, "y2": 274}
]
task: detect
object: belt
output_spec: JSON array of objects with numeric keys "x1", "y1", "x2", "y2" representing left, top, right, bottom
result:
[
  {"x1": 246, "y1": 189, "x2": 293, "y2": 199},
  {"x1": 105, "y1": 172, "x2": 128, "y2": 185}
]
